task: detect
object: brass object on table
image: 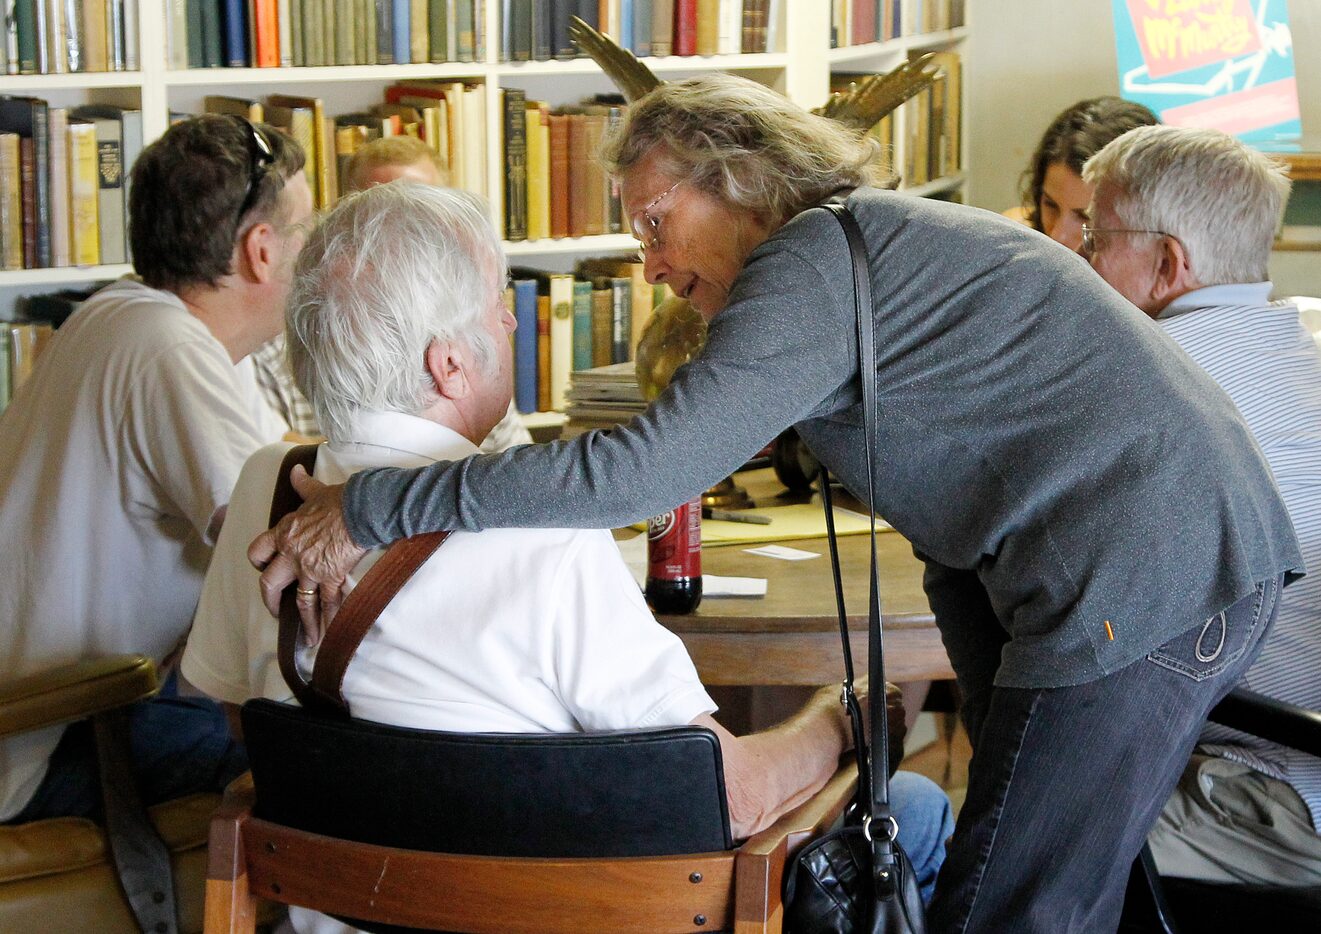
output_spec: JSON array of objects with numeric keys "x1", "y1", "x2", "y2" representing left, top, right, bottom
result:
[
  {"x1": 633, "y1": 295, "x2": 756, "y2": 510},
  {"x1": 702, "y1": 477, "x2": 755, "y2": 510},
  {"x1": 635, "y1": 295, "x2": 708, "y2": 402}
]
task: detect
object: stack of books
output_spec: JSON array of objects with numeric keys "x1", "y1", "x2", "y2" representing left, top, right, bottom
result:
[
  {"x1": 164, "y1": 0, "x2": 485, "y2": 68},
  {"x1": 563, "y1": 361, "x2": 648, "y2": 433},
  {"x1": 500, "y1": 0, "x2": 780, "y2": 61},
  {"x1": 2, "y1": 0, "x2": 140, "y2": 74},
  {"x1": 1, "y1": 97, "x2": 141, "y2": 271},
  {"x1": 507, "y1": 262, "x2": 671, "y2": 415}
]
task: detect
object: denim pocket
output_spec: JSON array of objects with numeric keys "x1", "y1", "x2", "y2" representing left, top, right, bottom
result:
[{"x1": 1146, "y1": 578, "x2": 1274, "y2": 682}]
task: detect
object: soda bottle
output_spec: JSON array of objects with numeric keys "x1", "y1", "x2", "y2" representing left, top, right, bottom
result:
[{"x1": 645, "y1": 496, "x2": 703, "y2": 614}]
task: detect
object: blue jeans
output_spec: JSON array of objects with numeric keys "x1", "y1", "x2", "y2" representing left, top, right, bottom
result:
[
  {"x1": 7, "y1": 671, "x2": 247, "y2": 823},
  {"x1": 892, "y1": 769, "x2": 956, "y2": 904},
  {"x1": 925, "y1": 574, "x2": 1281, "y2": 933}
]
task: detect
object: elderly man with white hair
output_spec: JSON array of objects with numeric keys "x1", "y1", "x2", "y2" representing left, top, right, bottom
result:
[
  {"x1": 1083, "y1": 124, "x2": 1321, "y2": 886},
  {"x1": 181, "y1": 182, "x2": 953, "y2": 932}
]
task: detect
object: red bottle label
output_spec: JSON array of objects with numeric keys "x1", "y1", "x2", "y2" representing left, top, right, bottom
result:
[{"x1": 647, "y1": 497, "x2": 702, "y2": 579}]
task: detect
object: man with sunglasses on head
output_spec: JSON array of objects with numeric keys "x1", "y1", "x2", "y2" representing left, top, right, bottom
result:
[
  {"x1": 0, "y1": 114, "x2": 313, "y2": 824},
  {"x1": 1083, "y1": 124, "x2": 1321, "y2": 886}
]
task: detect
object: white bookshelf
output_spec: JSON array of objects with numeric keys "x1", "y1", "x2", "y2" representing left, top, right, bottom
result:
[{"x1": 1, "y1": 0, "x2": 969, "y2": 314}]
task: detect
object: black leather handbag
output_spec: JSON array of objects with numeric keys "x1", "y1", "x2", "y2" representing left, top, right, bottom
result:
[{"x1": 782, "y1": 202, "x2": 927, "y2": 934}]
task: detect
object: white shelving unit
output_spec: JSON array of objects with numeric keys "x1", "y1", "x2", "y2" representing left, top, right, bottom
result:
[{"x1": 1, "y1": 1, "x2": 969, "y2": 316}]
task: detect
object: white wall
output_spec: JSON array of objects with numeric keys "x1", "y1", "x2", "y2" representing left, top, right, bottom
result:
[{"x1": 964, "y1": 0, "x2": 1320, "y2": 296}]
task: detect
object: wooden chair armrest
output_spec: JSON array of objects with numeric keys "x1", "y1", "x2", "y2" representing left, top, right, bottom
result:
[
  {"x1": 740, "y1": 763, "x2": 858, "y2": 860},
  {"x1": 0, "y1": 655, "x2": 158, "y2": 739},
  {"x1": 731, "y1": 763, "x2": 858, "y2": 934}
]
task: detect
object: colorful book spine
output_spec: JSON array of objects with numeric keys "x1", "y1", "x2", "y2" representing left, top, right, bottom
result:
[
  {"x1": 0, "y1": 133, "x2": 20, "y2": 269},
  {"x1": 609, "y1": 276, "x2": 631, "y2": 363},
  {"x1": 66, "y1": 116, "x2": 99, "y2": 265},
  {"x1": 548, "y1": 273, "x2": 573, "y2": 410},
  {"x1": 525, "y1": 102, "x2": 550, "y2": 241},
  {"x1": 547, "y1": 112, "x2": 569, "y2": 238},
  {"x1": 512, "y1": 277, "x2": 538, "y2": 414},
  {"x1": 536, "y1": 292, "x2": 550, "y2": 410},
  {"x1": 391, "y1": 0, "x2": 409, "y2": 65},
  {"x1": 571, "y1": 278, "x2": 592, "y2": 371},
  {"x1": 502, "y1": 87, "x2": 527, "y2": 241}
]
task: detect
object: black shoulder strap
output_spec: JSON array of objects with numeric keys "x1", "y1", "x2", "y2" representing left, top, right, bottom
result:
[
  {"x1": 821, "y1": 201, "x2": 903, "y2": 899},
  {"x1": 268, "y1": 444, "x2": 450, "y2": 716}
]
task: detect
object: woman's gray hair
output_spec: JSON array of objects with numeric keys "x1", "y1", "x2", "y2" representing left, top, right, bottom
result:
[
  {"x1": 285, "y1": 182, "x2": 506, "y2": 442},
  {"x1": 1082, "y1": 125, "x2": 1291, "y2": 286},
  {"x1": 601, "y1": 74, "x2": 887, "y2": 224}
]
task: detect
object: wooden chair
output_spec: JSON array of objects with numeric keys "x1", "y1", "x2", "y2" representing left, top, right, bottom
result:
[
  {"x1": 0, "y1": 655, "x2": 209, "y2": 933},
  {"x1": 205, "y1": 698, "x2": 857, "y2": 934}
]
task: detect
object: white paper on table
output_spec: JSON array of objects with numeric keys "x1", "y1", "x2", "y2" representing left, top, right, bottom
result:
[
  {"x1": 702, "y1": 575, "x2": 768, "y2": 597},
  {"x1": 743, "y1": 544, "x2": 821, "y2": 561}
]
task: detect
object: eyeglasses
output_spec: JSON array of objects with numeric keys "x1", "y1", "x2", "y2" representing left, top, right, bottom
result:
[
  {"x1": 234, "y1": 116, "x2": 275, "y2": 229},
  {"x1": 1080, "y1": 225, "x2": 1172, "y2": 258},
  {"x1": 629, "y1": 179, "x2": 682, "y2": 253}
]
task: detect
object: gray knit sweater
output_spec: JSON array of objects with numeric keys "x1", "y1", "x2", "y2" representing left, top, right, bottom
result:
[{"x1": 344, "y1": 188, "x2": 1302, "y2": 689}]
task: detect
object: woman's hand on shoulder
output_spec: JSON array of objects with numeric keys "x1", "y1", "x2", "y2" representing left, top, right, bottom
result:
[{"x1": 247, "y1": 465, "x2": 367, "y2": 644}]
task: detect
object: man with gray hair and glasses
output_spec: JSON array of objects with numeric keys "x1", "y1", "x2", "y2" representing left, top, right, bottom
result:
[{"x1": 1083, "y1": 124, "x2": 1321, "y2": 885}]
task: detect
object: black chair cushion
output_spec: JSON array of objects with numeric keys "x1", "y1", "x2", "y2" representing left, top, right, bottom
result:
[{"x1": 241, "y1": 698, "x2": 733, "y2": 859}]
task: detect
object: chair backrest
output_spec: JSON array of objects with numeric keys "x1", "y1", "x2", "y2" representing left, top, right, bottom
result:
[{"x1": 240, "y1": 699, "x2": 733, "y2": 858}]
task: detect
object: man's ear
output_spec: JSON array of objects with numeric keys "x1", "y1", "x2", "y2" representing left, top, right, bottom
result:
[
  {"x1": 425, "y1": 338, "x2": 471, "y2": 402},
  {"x1": 236, "y1": 221, "x2": 278, "y2": 285},
  {"x1": 1149, "y1": 234, "x2": 1197, "y2": 308}
]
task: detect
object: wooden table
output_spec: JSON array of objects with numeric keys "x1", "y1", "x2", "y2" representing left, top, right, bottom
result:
[{"x1": 651, "y1": 470, "x2": 954, "y2": 687}]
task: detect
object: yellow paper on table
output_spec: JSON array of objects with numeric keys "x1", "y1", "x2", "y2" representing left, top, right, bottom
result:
[{"x1": 701, "y1": 504, "x2": 893, "y2": 547}]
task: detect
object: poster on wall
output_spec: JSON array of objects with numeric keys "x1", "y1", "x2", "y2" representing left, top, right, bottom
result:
[{"x1": 1111, "y1": 0, "x2": 1301, "y2": 146}]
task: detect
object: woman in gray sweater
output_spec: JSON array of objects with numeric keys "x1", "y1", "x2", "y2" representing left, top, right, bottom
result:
[{"x1": 252, "y1": 76, "x2": 1300, "y2": 931}]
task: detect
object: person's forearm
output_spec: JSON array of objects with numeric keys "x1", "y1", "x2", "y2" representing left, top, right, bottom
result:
[
  {"x1": 340, "y1": 246, "x2": 854, "y2": 549},
  {"x1": 709, "y1": 688, "x2": 852, "y2": 839}
]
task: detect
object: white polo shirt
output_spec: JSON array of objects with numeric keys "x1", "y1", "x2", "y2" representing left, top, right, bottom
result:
[
  {"x1": 183, "y1": 409, "x2": 715, "y2": 735},
  {"x1": 0, "y1": 278, "x2": 271, "y2": 820}
]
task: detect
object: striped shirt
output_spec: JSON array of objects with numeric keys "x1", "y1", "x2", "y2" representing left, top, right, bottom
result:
[{"x1": 1159, "y1": 283, "x2": 1321, "y2": 830}]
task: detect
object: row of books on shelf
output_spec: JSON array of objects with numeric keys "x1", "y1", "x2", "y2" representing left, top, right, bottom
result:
[
  {"x1": 829, "y1": 0, "x2": 964, "y2": 49},
  {"x1": 502, "y1": 90, "x2": 624, "y2": 241},
  {"x1": 167, "y1": 0, "x2": 485, "y2": 69},
  {"x1": 0, "y1": 96, "x2": 141, "y2": 271},
  {"x1": 2, "y1": 0, "x2": 138, "y2": 75},
  {"x1": 507, "y1": 260, "x2": 667, "y2": 415},
  {"x1": 897, "y1": 48, "x2": 961, "y2": 186},
  {"x1": 200, "y1": 85, "x2": 493, "y2": 212},
  {"x1": 502, "y1": 0, "x2": 779, "y2": 61},
  {"x1": 822, "y1": 51, "x2": 960, "y2": 190}
]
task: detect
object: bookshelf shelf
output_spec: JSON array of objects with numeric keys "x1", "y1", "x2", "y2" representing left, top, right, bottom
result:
[
  {"x1": 827, "y1": 27, "x2": 970, "y2": 66},
  {"x1": 0, "y1": 265, "x2": 134, "y2": 287},
  {"x1": 5, "y1": 72, "x2": 147, "y2": 91},
  {"x1": 905, "y1": 26, "x2": 970, "y2": 50},
  {"x1": 503, "y1": 234, "x2": 639, "y2": 257},
  {"x1": 494, "y1": 51, "x2": 790, "y2": 78},
  {"x1": 901, "y1": 174, "x2": 966, "y2": 198},
  {"x1": 163, "y1": 64, "x2": 492, "y2": 87}
]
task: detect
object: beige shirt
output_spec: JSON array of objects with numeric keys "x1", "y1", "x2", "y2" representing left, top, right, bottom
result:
[{"x1": 0, "y1": 279, "x2": 269, "y2": 819}]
